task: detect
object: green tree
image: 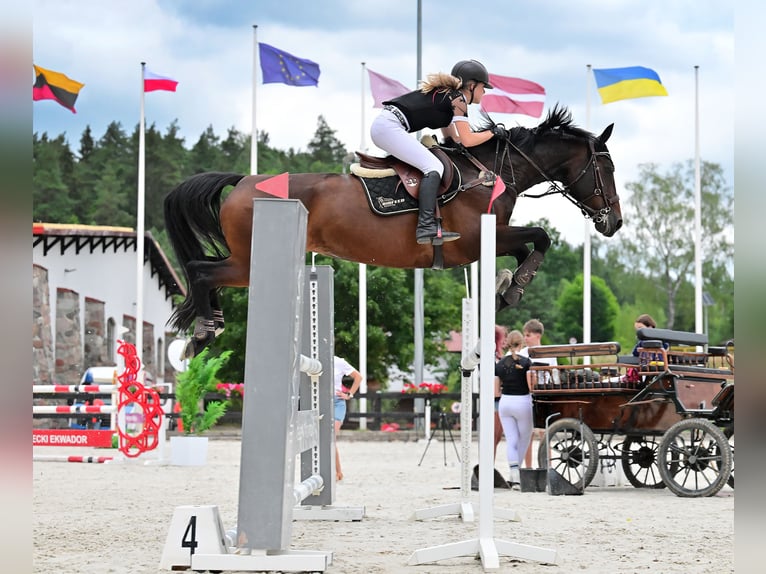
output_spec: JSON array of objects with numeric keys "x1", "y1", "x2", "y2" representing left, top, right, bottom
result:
[
  {"x1": 617, "y1": 161, "x2": 733, "y2": 329},
  {"x1": 495, "y1": 220, "x2": 581, "y2": 343},
  {"x1": 555, "y1": 274, "x2": 619, "y2": 344},
  {"x1": 307, "y1": 115, "x2": 348, "y2": 167},
  {"x1": 33, "y1": 133, "x2": 74, "y2": 223}
]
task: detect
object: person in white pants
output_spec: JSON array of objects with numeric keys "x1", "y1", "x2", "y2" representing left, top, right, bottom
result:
[
  {"x1": 495, "y1": 330, "x2": 533, "y2": 489},
  {"x1": 370, "y1": 59, "x2": 504, "y2": 245}
]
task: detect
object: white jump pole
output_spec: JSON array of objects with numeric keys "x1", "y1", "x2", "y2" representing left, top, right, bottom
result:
[
  {"x1": 411, "y1": 298, "x2": 520, "y2": 524},
  {"x1": 409, "y1": 214, "x2": 557, "y2": 571}
]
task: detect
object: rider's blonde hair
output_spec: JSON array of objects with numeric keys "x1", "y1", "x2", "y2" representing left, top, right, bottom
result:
[{"x1": 420, "y1": 72, "x2": 461, "y2": 94}]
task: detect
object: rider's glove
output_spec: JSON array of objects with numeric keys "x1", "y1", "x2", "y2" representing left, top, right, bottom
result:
[{"x1": 491, "y1": 125, "x2": 509, "y2": 140}]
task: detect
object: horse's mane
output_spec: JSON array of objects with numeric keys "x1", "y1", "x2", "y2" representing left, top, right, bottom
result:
[{"x1": 473, "y1": 103, "x2": 593, "y2": 147}]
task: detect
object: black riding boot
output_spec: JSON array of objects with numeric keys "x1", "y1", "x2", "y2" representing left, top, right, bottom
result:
[{"x1": 416, "y1": 171, "x2": 460, "y2": 245}]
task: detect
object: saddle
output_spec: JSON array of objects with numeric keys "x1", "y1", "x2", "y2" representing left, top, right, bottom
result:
[{"x1": 354, "y1": 146, "x2": 455, "y2": 200}]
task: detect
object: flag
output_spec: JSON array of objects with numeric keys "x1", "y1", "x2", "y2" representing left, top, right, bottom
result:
[
  {"x1": 487, "y1": 176, "x2": 506, "y2": 213},
  {"x1": 259, "y1": 43, "x2": 320, "y2": 86},
  {"x1": 480, "y1": 73, "x2": 545, "y2": 117},
  {"x1": 367, "y1": 68, "x2": 409, "y2": 108},
  {"x1": 255, "y1": 172, "x2": 289, "y2": 199},
  {"x1": 32, "y1": 65, "x2": 84, "y2": 113},
  {"x1": 144, "y1": 68, "x2": 178, "y2": 92},
  {"x1": 592, "y1": 66, "x2": 667, "y2": 104}
]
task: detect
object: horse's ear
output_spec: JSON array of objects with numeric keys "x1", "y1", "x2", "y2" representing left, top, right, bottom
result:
[{"x1": 598, "y1": 123, "x2": 614, "y2": 144}]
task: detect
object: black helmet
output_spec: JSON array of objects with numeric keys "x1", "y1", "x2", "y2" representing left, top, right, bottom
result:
[{"x1": 451, "y1": 60, "x2": 493, "y2": 89}]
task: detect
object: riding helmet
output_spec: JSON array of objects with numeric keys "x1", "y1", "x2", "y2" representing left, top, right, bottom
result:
[{"x1": 451, "y1": 60, "x2": 493, "y2": 89}]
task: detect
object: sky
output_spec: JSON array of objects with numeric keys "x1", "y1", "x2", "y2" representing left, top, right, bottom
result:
[{"x1": 32, "y1": 0, "x2": 734, "y2": 246}]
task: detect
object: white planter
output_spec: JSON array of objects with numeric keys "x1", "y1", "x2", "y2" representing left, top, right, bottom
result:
[{"x1": 170, "y1": 435, "x2": 209, "y2": 466}]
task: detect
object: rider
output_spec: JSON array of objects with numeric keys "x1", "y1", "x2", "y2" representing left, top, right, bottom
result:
[{"x1": 370, "y1": 59, "x2": 506, "y2": 245}]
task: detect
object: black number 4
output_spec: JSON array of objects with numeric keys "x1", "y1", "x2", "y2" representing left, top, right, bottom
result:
[{"x1": 181, "y1": 515, "x2": 199, "y2": 556}]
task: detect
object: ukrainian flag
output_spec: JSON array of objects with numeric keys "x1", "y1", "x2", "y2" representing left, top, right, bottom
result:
[{"x1": 592, "y1": 66, "x2": 668, "y2": 104}]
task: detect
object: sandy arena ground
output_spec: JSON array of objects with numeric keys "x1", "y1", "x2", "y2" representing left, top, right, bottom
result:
[{"x1": 33, "y1": 435, "x2": 733, "y2": 574}]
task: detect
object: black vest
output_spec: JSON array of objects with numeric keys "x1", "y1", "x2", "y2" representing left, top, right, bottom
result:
[{"x1": 383, "y1": 89, "x2": 464, "y2": 133}]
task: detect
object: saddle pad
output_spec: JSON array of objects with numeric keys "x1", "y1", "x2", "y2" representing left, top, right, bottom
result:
[{"x1": 357, "y1": 173, "x2": 460, "y2": 217}]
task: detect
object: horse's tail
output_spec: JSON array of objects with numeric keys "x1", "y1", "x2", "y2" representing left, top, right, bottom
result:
[{"x1": 164, "y1": 171, "x2": 245, "y2": 332}]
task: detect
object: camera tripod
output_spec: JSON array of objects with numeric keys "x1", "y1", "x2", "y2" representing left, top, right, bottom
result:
[{"x1": 417, "y1": 411, "x2": 461, "y2": 466}]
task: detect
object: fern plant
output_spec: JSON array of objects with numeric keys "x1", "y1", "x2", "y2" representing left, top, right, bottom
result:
[{"x1": 174, "y1": 348, "x2": 233, "y2": 435}]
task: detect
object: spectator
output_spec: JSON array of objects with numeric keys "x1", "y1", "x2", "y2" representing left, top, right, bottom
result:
[
  {"x1": 518, "y1": 319, "x2": 557, "y2": 468},
  {"x1": 495, "y1": 330, "x2": 533, "y2": 489},
  {"x1": 333, "y1": 356, "x2": 363, "y2": 481}
]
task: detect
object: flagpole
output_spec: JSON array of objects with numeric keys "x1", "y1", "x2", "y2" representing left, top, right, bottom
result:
[
  {"x1": 251, "y1": 24, "x2": 258, "y2": 174},
  {"x1": 583, "y1": 65, "x2": 592, "y2": 346},
  {"x1": 358, "y1": 61, "x2": 368, "y2": 429},
  {"x1": 136, "y1": 62, "x2": 146, "y2": 372},
  {"x1": 413, "y1": 0, "x2": 425, "y2": 436},
  {"x1": 694, "y1": 65, "x2": 703, "y2": 335}
]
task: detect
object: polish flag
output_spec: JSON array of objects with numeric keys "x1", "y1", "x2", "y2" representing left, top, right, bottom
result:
[{"x1": 144, "y1": 68, "x2": 178, "y2": 92}]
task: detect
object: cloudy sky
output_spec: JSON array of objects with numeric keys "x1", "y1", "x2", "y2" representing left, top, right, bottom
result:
[{"x1": 32, "y1": 0, "x2": 733, "y2": 245}]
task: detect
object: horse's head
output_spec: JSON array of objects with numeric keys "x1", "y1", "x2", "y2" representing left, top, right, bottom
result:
[
  {"x1": 480, "y1": 105, "x2": 623, "y2": 237},
  {"x1": 526, "y1": 106, "x2": 622, "y2": 237}
]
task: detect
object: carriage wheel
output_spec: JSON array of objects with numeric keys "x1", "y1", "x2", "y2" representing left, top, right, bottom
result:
[
  {"x1": 718, "y1": 427, "x2": 734, "y2": 488},
  {"x1": 537, "y1": 418, "x2": 599, "y2": 489},
  {"x1": 620, "y1": 435, "x2": 666, "y2": 489},
  {"x1": 658, "y1": 418, "x2": 732, "y2": 498}
]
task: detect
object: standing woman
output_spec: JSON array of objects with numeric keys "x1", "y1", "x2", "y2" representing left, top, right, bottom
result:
[
  {"x1": 333, "y1": 355, "x2": 363, "y2": 481},
  {"x1": 370, "y1": 59, "x2": 503, "y2": 245},
  {"x1": 495, "y1": 330, "x2": 533, "y2": 489}
]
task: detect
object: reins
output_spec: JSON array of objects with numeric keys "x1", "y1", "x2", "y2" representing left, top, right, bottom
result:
[{"x1": 445, "y1": 132, "x2": 619, "y2": 224}]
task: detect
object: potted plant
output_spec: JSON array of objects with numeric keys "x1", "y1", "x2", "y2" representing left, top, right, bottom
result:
[{"x1": 170, "y1": 348, "x2": 232, "y2": 465}]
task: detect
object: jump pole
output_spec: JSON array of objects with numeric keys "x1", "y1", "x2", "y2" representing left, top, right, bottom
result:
[
  {"x1": 409, "y1": 213, "x2": 557, "y2": 571},
  {"x1": 411, "y1": 297, "x2": 520, "y2": 524}
]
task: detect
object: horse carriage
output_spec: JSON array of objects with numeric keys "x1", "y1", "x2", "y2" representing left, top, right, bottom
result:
[{"x1": 528, "y1": 328, "x2": 734, "y2": 498}]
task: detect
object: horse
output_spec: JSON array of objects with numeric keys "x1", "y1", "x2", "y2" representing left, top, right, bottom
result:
[{"x1": 164, "y1": 105, "x2": 622, "y2": 358}]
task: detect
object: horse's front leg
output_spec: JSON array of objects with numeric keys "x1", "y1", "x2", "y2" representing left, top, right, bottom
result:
[{"x1": 495, "y1": 225, "x2": 551, "y2": 310}]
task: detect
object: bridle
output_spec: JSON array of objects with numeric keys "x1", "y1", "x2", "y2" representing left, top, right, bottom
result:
[{"x1": 452, "y1": 132, "x2": 619, "y2": 224}]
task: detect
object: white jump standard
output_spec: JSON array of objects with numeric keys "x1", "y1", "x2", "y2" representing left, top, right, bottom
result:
[{"x1": 408, "y1": 214, "x2": 558, "y2": 571}]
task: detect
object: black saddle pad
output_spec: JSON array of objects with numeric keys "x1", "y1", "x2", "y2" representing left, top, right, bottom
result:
[{"x1": 355, "y1": 173, "x2": 460, "y2": 216}]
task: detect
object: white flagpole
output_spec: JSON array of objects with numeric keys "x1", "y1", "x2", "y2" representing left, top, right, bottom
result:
[
  {"x1": 414, "y1": 0, "x2": 425, "y2": 436},
  {"x1": 358, "y1": 61, "x2": 368, "y2": 429},
  {"x1": 583, "y1": 65, "x2": 592, "y2": 346},
  {"x1": 694, "y1": 65, "x2": 703, "y2": 335},
  {"x1": 251, "y1": 25, "x2": 258, "y2": 174},
  {"x1": 136, "y1": 62, "x2": 146, "y2": 371}
]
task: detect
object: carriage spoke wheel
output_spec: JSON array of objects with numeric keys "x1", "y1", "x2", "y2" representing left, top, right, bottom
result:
[
  {"x1": 620, "y1": 436, "x2": 666, "y2": 489},
  {"x1": 718, "y1": 428, "x2": 734, "y2": 489},
  {"x1": 538, "y1": 418, "x2": 599, "y2": 489},
  {"x1": 658, "y1": 418, "x2": 732, "y2": 498}
]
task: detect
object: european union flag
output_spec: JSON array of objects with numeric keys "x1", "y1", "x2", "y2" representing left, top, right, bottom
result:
[{"x1": 259, "y1": 43, "x2": 320, "y2": 87}]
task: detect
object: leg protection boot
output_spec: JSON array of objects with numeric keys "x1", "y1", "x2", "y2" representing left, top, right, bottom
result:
[{"x1": 415, "y1": 171, "x2": 460, "y2": 245}]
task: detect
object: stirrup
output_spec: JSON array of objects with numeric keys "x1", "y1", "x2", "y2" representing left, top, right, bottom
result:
[{"x1": 416, "y1": 230, "x2": 460, "y2": 245}]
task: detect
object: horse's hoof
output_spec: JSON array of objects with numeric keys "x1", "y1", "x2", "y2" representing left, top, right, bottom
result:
[
  {"x1": 181, "y1": 339, "x2": 196, "y2": 360},
  {"x1": 495, "y1": 269, "x2": 513, "y2": 294}
]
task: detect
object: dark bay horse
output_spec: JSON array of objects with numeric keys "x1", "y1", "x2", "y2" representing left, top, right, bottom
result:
[{"x1": 164, "y1": 105, "x2": 622, "y2": 358}]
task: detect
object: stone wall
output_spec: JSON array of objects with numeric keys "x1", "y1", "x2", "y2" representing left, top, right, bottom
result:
[
  {"x1": 84, "y1": 297, "x2": 107, "y2": 367},
  {"x1": 55, "y1": 288, "x2": 83, "y2": 386},
  {"x1": 32, "y1": 265, "x2": 54, "y2": 385}
]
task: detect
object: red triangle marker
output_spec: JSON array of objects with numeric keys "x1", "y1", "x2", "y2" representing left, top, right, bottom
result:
[
  {"x1": 255, "y1": 172, "x2": 289, "y2": 199},
  {"x1": 487, "y1": 176, "x2": 506, "y2": 213}
]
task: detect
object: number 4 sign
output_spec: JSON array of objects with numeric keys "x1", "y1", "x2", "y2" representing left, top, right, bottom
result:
[{"x1": 159, "y1": 505, "x2": 228, "y2": 570}]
